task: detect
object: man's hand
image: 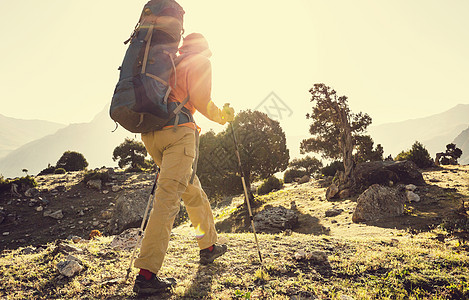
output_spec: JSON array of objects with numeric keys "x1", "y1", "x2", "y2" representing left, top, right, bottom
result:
[{"x1": 221, "y1": 103, "x2": 235, "y2": 123}]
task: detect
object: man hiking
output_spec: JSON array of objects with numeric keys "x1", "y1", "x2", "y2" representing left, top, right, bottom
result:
[{"x1": 133, "y1": 33, "x2": 235, "y2": 295}]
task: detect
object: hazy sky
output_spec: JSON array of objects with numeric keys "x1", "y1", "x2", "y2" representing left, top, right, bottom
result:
[{"x1": 1, "y1": 0, "x2": 468, "y2": 137}]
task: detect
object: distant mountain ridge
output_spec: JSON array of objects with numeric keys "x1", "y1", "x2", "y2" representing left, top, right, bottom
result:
[
  {"x1": 0, "y1": 108, "x2": 134, "y2": 178},
  {"x1": 0, "y1": 114, "x2": 65, "y2": 159},
  {"x1": 453, "y1": 126, "x2": 469, "y2": 165},
  {"x1": 368, "y1": 104, "x2": 469, "y2": 159}
]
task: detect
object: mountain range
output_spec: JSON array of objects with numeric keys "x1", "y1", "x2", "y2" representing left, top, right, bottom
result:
[
  {"x1": 0, "y1": 114, "x2": 66, "y2": 159},
  {"x1": 0, "y1": 104, "x2": 468, "y2": 178},
  {"x1": 0, "y1": 108, "x2": 134, "y2": 178},
  {"x1": 368, "y1": 104, "x2": 469, "y2": 161}
]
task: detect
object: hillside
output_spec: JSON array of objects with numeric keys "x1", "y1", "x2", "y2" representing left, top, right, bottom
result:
[
  {"x1": 368, "y1": 104, "x2": 469, "y2": 158},
  {"x1": 453, "y1": 126, "x2": 469, "y2": 165},
  {"x1": 0, "y1": 114, "x2": 65, "y2": 160},
  {"x1": 0, "y1": 108, "x2": 134, "y2": 178},
  {"x1": 1, "y1": 165, "x2": 468, "y2": 299}
]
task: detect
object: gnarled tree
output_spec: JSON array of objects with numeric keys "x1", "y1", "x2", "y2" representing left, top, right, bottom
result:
[{"x1": 301, "y1": 84, "x2": 372, "y2": 194}]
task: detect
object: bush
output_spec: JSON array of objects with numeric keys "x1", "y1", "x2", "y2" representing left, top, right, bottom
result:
[
  {"x1": 284, "y1": 169, "x2": 307, "y2": 183},
  {"x1": 54, "y1": 168, "x2": 66, "y2": 174},
  {"x1": 56, "y1": 151, "x2": 88, "y2": 172},
  {"x1": 83, "y1": 170, "x2": 110, "y2": 183},
  {"x1": 395, "y1": 141, "x2": 434, "y2": 168},
  {"x1": 257, "y1": 176, "x2": 283, "y2": 195},
  {"x1": 38, "y1": 165, "x2": 56, "y2": 176},
  {"x1": 0, "y1": 175, "x2": 37, "y2": 193},
  {"x1": 321, "y1": 161, "x2": 344, "y2": 177}
]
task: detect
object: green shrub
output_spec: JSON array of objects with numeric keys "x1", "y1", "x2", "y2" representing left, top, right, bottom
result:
[
  {"x1": 321, "y1": 161, "x2": 344, "y2": 177},
  {"x1": 283, "y1": 169, "x2": 307, "y2": 183},
  {"x1": 38, "y1": 165, "x2": 56, "y2": 175},
  {"x1": 0, "y1": 175, "x2": 37, "y2": 193},
  {"x1": 54, "y1": 168, "x2": 66, "y2": 174},
  {"x1": 56, "y1": 151, "x2": 88, "y2": 172},
  {"x1": 257, "y1": 176, "x2": 283, "y2": 195},
  {"x1": 395, "y1": 141, "x2": 434, "y2": 168},
  {"x1": 83, "y1": 170, "x2": 110, "y2": 183}
]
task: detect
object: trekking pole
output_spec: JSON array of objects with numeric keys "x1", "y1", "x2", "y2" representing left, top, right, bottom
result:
[
  {"x1": 229, "y1": 123, "x2": 263, "y2": 266},
  {"x1": 125, "y1": 167, "x2": 160, "y2": 282}
]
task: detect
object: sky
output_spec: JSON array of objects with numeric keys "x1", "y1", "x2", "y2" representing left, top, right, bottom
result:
[{"x1": 1, "y1": 0, "x2": 469, "y2": 140}]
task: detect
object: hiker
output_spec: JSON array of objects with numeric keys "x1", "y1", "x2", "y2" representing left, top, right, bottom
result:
[{"x1": 133, "y1": 33, "x2": 235, "y2": 295}]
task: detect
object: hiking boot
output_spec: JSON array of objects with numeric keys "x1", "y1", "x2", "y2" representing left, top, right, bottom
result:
[
  {"x1": 199, "y1": 244, "x2": 228, "y2": 265},
  {"x1": 133, "y1": 274, "x2": 177, "y2": 295}
]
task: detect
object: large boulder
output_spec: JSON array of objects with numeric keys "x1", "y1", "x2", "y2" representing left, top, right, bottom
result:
[
  {"x1": 108, "y1": 188, "x2": 153, "y2": 234},
  {"x1": 352, "y1": 184, "x2": 407, "y2": 223},
  {"x1": 253, "y1": 205, "x2": 298, "y2": 233},
  {"x1": 354, "y1": 161, "x2": 425, "y2": 191}
]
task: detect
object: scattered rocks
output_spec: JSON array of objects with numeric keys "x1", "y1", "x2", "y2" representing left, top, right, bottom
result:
[
  {"x1": 44, "y1": 210, "x2": 64, "y2": 220},
  {"x1": 325, "y1": 208, "x2": 344, "y2": 218},
  {"x1": 352, "y1": 184, "x2": 407, "y2": 223},
  {"x1": 253, "y1": 205, "x2": 298, "y2": 234}
]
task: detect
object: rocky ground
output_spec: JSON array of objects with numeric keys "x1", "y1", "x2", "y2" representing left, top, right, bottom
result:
[{"x1": 0, "y1": 165, "x2": 468, "y2": 299}]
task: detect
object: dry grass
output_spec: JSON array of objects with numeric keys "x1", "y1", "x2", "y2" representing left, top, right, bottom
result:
[{"x1": 1, "y1": 165, "x2": 469, "y2": 299}]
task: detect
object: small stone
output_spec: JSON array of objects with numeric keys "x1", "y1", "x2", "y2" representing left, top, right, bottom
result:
[
  {"x1": 78, "y1": 221, "x2": 83, "y2": 224},
  {"x1": 78, "y1": 210, "x2": 85, "y2": 216},
  {"x1": 298, "y1": 175, "x2": 310, "y2": 184},
  {"x1": 57, "y1": 260, "x2": 83, "y2": 277},
  {"x1": 92, "y1": 221, "x2": 100, "y2": 226},
  {"x1": 111, "y1": 186, "x2": 120, "y2": 192},
  {"x1": 406, "y1": 190, "x2": 420, "y2": 202},
  {"x1": 405, "y1": 184, "x2": 417, "y2": 192},
  {"x1": 87, "y1": 180, "x2": 102, "y2": 190},
  {"x1": 44, "y1": 210, "x2": 64, "y2": 220},
  {"x1": 25, "y1": 188, "x2": 40, "y2": 198},
  {"x1": 21, "y1": 247, "x2": 36, "y2": 255},
  {"x1": 294, "y1": 250, "x2": 307, "y2": 260},
  {"x1": 59, "y1": 243, "x2": 83, "y2": 254},
  {"x1": 325, "y1": 208, "x2": 343, "y2": 217},
  {"x1": 2, "y1": 232, "x2": 10, "y2": 236},
  {"x1": 36, "y1": 206, "x2": 44, "y2": 212}
]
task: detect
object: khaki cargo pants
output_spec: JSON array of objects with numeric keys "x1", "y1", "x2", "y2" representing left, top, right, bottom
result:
[{"x1": 134, "y1": 126, "x2": 218, "y2": 275}]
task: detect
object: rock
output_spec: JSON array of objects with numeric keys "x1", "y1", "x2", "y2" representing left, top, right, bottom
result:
[
  {"x1": 326, "y1": 183, "x2": 339, "y2": 200},
  {"x1": 56, "y1": 185, "x2": 66, "y2": 192},
  {"x1": 3, "y1": 232, "x2": 10, "y2": 236},
  {"x1": 57, "y1": 259, "x2": 83, "y2": 277},
  {"x1": 44, "y1": 210, "x2": 64, "y2": 220},
  {"x1": 325, "y1": 208, "x2": 343, "y2": 217},
  {"x1": 110, "y1": 228, "x2": 141, "y2": 250},
  {"x1": 352, "y1": 184, "x2": 407, "y2": 223},
  {"x1": 21, "y1": 247, "x2": 36, "y2": 255},
  {"x1": 111, "y1": 185, "x2": 120, "y2": 192},
  {"x1": 338, "y1": 189, "x2": 351, "y2": 199},
  {"x1": 108, "y1": 187, "x2": 154, "y2": 234},
  {"x1": 405, "y1": 184, "x2": 417, "y2": 191},
  {"x1": 25, "y1": 188, "x2": 40, "y2": 198},
  {"x1": 59, "y1": 243, "x2": 83, "y2": 254},
  {"x1": 38, "y1": 197, "x2": 49, "y2": 206},
  {"x1": 103, "y1": 190, "x2": 109, "y2": 194},
  {"x1": 36, "y1": 206, "x2": 44, "y2": 212},
  {"x1": 298, "y1": 175, "x2": 310, "y2": 184},
  {"x1": 0, "y1": 211, "x2": 5, "y2": 224},
  {"x1": 406, "y1": 190, "x2": 421, "y2": 202},
  {"x1": 87, "y1": 180, "x2": 102, "y2": 190},
  {"x1": 354, "y1": 161, "x2": 425, "y2": 191},
  {"x1": 101, "y1": 210, "x2": 112, "y2": 219},
  {"x1": 253, "y1": 205, "x2": 298, "y2": 234}
]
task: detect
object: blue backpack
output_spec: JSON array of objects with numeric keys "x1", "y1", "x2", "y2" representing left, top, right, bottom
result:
[{"x1": 110, "y1": 0, "x2": 189, "y2": 133}]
